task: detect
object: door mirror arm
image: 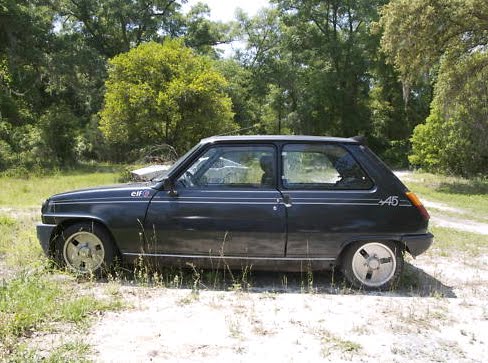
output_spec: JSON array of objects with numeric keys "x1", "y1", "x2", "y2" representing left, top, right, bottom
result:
[{"x1": 163, "y1": 178, "x2": 178, "y2": 197}]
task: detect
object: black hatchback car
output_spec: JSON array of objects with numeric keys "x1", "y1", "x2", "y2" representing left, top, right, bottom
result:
[{"x1": 37, "y1": 135, "x2": 433, "y2": 290}]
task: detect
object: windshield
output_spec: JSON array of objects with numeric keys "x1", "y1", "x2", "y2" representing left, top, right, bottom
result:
[{"x1": 152, "y1": 142, "x2": 202, "y2": 181}]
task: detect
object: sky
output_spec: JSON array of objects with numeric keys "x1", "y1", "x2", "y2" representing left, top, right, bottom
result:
[{"x1": 182, "y1": 0, "x2": 270, "y2": 22}]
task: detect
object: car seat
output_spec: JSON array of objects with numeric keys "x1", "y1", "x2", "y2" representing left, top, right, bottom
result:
[{"x1": 260, "y1": 154, "x2": 274, "y2": 186}]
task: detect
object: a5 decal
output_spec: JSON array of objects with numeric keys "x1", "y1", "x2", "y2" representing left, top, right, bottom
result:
[{"x1": 378, "y1": 196, "x2": 399, "y2": 206}]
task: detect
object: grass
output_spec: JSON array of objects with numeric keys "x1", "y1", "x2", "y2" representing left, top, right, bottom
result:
[
  {"x1": 0, "y1": 163, "x2": 123, "y2": 208},
  {"x1": 396, "y1": 300, "x2": 448, "y2": 332},
  {"x1": 0, "y1": 273, "x2": 61, "y2": 339},
  {"x1": 320, "y1": 330, "x2": 362, "y2": 358},
  {"x1": 176, "y1": 291, "x2": 200, "y2": 306},
  {"x1": 403, "y1": 172, "x2": 488, "y2": 220},
  {"x1": 7, "y1": 340, "x2": 91, "y2": 363},
  {"x1": 0, "y1": 270, "x2": 124, "y2": 357},
  {"x1": 0, "y1": 196, "x2": 123, "y2": 360},
  {"x1": 0, "y1": 214, "x2": 43, "y2": 269},
  {"x1": 227, "y1": 317, "x2": 243, "y2": 339},
  {"x1": 429, "y1": 226, "x2": 488, "y2": 257}
]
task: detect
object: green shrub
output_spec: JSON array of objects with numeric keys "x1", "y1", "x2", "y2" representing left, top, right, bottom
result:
[
  {"x1": 409, "y1": 53, "x2": 488, "y2": 177},
  {"x1": 0, "y1": 139, "x2": 13, "y2": 170},
  {"x1": 38, "y1": 105, "x2": 80, "y2": 166},
  {"x1": 380, "y1": 139, "x2": 410, "y2": 169},
  {"x1": 99, "y1": 40, "x2": 237, "y2": 156}
]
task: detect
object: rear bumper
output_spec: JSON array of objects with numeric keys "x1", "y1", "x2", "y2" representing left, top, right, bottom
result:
[
  {"x1": 401, "y1": 232, "x2": 434, "y2": 257},
  {"x1": 36, "y1": 223, "x2": 56, "y2": 255}
]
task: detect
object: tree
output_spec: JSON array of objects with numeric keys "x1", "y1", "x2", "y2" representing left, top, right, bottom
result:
[
  {"x1": 379, "y1": 0, "x2": 488, "y2": 175},
  {"x1": 54, "y1": 0, "x2": 184, "y2": 58},
  {"x1": 232, "y1": 8, "x2": 295, "y2": 133},
  {"x1": 99, "y1": 40, "x2": 236, "y2": 155},
  {"x1": 0, "y1": 0, "x2": 54, "y2": 125},
  {"x1": 215, "y1": 59, "x2": 263, "y2": 131},
  {"x1": 0, "y1": 0, "x2": 57, "y2": 169},
  {"x1": 38, "y1": 104, "x2": 80, "y2": 165},
  {"x1": 183, "y1": 3, "x2": 235, "y2": 58},
  {"x1": 410, "y1": 53, "x2": 488, "y2": 175},
  {"x1": 367, "y1": 49, "x2": 431, "y2": 167},
  {"x1": 268, "y1": 0, "x2": 382, "y2": 136}
]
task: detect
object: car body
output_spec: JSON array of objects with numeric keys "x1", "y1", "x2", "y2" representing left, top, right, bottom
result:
[{"x1": 37, "y1": 135, "x2": 433, "y2": 289}]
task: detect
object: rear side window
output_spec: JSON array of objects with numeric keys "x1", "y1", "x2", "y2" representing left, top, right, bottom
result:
[{"x1": 282, "y1": 144, "x2": 373, "y2": 190}]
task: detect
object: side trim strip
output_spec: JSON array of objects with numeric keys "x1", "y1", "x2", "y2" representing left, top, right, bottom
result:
[
  {"x1": 122, "y1": 252, "x2": 335, "y2": 261},
  {"x1": 52, "y1": 196, "x2": 153, "y2": 203},
  {"x1": 53, "y1": 201, "x2": 149, "y2": 205},
  {"x1": 151, "y1": 201, "x2": 410, "y2": 207},
  {"x1": 154, "y1": 196, "x2": 391, "y2": 202},
  {"x1": 53, "y1": 200, "x2": 410, "y2": 207},
  {"x1": 154, "y1": 196, "x2": 276, "y2": 200},
  {"x1": 151, "y1": 201, "x2": 276, "y2": 205}
]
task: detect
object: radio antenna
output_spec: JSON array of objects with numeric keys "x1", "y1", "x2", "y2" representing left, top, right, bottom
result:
[{"x1": 218, "y1": 124, "x2": 259, "y2": 136}]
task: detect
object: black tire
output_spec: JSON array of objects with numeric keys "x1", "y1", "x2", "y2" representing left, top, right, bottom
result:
[
  {"x1": 341, "y1": 240, "x2": 404, "y2": 290},
  {"x1": 54, "y1": 221, "x2": 115, "y2": 275}
]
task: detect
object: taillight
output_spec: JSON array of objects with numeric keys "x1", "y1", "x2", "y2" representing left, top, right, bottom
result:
[{"x1": 405, "y1": 192, "x2": 430, "y2": 221}]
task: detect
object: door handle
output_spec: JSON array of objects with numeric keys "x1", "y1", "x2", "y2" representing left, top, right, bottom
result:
[{"x1": 282, "y1": 194, "x2": 292, "y2": 208}]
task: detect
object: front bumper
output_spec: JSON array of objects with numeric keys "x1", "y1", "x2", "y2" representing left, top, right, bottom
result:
[
  {"x1": 36, "y1": 223, "x2": 56, "y2": 255},
  {"x1": 401, "y1": 232, "x2": 434, "y2": 257}
]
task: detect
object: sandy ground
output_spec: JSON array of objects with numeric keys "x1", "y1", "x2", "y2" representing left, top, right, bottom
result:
[
  {"x1": 82, "y1": 172, "x2": 488, "y2": 362},
  {"x1": 2, "y1": 171, "x2": 488, "y2": 362},
  {"x1": 12, "y1": 253, "x2": 487, "y2": 363},
  {"x1": 83, "y1": 254, "x2": 487, "y2": 363}
]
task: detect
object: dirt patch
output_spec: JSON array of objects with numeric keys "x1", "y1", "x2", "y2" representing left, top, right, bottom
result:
[
  {"x1": 430, "y1": 216, "x2": 488, "y2": 235},
  {"x1": 423, "y1": 200, "x2": 467, "y2": 214},
  {"x1": 0, "y1": 207, "x2": 38, "y2": 220},
  {"x1": 394, "y1": 170, "x2": 415, "y2": 182},
  {"x1": 393, "y1": 171, "x2": 488, "y2": 235},
  {"x1": 83, "y1": 255, "x2": 487, "y2": 363},
  {"x1": 0, "y1": 257, "x2": 15, "y2": 282},
  {"x1": 418, "y1": 199, "x2": 488, "y2": 235}
]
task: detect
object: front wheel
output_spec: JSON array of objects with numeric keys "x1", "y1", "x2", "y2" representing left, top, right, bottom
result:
[
  {"x1": 54, "y1": 222, "x2": 115, "y2": 275},
  {"x1": 341, "y1": 241, "x2": 403, "y2": 290}
]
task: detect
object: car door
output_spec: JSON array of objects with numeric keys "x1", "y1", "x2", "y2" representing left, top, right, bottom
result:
[
  {"x1": 280, "y1": 143, "x2": 376, "y2": 258},
  {"x1": 144, "y1": 144, "x2": 286, "y2": 257}
]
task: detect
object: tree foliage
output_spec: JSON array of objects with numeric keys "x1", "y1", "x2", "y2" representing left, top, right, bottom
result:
[
  {"x1": 183, "y1": 3, "x2": 235, "y2": 57},
  {"x1": 379, "y1": 0, "x2": 488, "y2": 175},
  {"x1": 54, "y1": 0, "x2": 184, "y2": 58},
  {"x1": 410, "y1": 53, "x2": 488, "y2": 175},
  {"x1": 0, "y1": 0, "x2": 485, "y2": 176},
  {"x1": 99, "y1": 40, "x2": 236, "y2": 155}
]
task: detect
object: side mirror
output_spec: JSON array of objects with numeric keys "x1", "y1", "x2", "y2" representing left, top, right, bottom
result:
[{"x1": 163, "y1": 178, "x2": 178, "y2": 197}]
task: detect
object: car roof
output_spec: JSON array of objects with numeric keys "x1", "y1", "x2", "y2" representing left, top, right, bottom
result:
[{"x1": 200, "y1": 135, "x2": 360, "y2": 144}]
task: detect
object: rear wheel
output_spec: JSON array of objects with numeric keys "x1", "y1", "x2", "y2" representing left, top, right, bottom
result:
[
  {"x1": 341, "y1": 241, "x2": 403, "y2": 290},
  {"x1": 55, "y1": 222, "x2": 115, "y2": 275}
]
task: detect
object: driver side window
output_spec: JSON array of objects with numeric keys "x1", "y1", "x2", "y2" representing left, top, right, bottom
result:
[{"x1": 177, "y1": 145, "x2": 276, "y2": 189}]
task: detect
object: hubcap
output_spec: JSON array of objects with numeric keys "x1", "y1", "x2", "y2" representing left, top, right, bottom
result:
[
  {"x1": 367, "y1": 257, "x2": 380, "y2": 270},
  {"x1": 351, "y1": 243, "x2": 396, "y2": 287},
  {"x1": 63, "y1": 231, "x2": 105, "y2": 273}
]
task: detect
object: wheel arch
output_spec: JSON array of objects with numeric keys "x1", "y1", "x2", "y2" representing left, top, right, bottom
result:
[
  {"x1": 48, "y1": 217, "x2": 119, "y2": 257},
  {"x1": 337, "y1": 236, "x2": 406, "y2": 266}
]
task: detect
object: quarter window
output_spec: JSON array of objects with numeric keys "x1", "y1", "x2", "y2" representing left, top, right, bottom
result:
[
  {"x1": 282, "y1": 144, "x2": 373, "y2": 190},
  {"x1": 177, "y1": 145, "x2": 276, "y2": 188}
]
